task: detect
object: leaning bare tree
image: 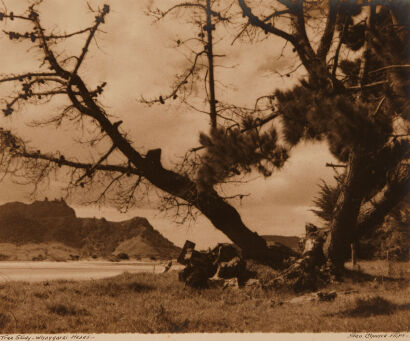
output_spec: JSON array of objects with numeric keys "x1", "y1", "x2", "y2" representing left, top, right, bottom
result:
[
  {"x1": 0, "y1": 2, "x2": 289, "y2": 265},
  {"x1": 0, "y1": 0, "x2": 408, "y2": 278}
]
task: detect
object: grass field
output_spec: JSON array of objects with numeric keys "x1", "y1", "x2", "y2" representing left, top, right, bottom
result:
[{"x1": 0, "y1": 260, "x2": 408, "y2": 333}]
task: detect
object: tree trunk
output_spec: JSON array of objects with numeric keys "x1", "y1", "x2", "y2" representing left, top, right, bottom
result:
[
  {"x1": 71, "y1": 82, "x2": 287, "y2": 266},
  {"x1": 351, "y1": 242, "x2": 357, "y2": 267},
  {"x1": 353, "y1": 166, "x2": 409, "y2": 262},
  {"x1": 141, "y1": 159, "x2": 289, "y2": 266},
  {"x1": 323, "y1": 152, "x2": 366, "y2": 272}
]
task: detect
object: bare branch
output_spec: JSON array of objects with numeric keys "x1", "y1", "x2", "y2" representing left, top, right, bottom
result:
[
  {"x1": 231, "y1": 21, "x2": 250, "y2": 45},
  {"x1": 237, "y1": 0, "x2": 295, "y2": 43},
  {"x1": 92, "y1": 173, "x2": 125, "y2": 203},
  {"x1": 0, "y1": 11, "x2": 33, "y2": 22},
  {"x1": 316, "y1": 0, "x2": 338, "y2": 61},
  {"x1": 221, "y1": 193, "x2": 250, "y2": 200},
  {"x1": 0, "y1": 72, "x2": 57, "y2": 84},
  {"x1": 368, "y1": 64, "x2": 410, "y2": 74},
  {"x1": 44, "y1": 27, "x2": 93, "y2": 40},
  {"x1": 115, "y1": 176, "x2": 142, "y2": 212},
  {"x1": 205, "y1": 0, "x2": 217, "y2": 128},
  {"x1": 237, "y1": 0, "x2": 320, "y2": 74},
  {"x1": 372, "y1": 97, "x2": 386, "y2": 117},
  {"x1": 358, "y1": 4, "x2": 375, "y2": 90},
  {"x1": 14, "y1": 149, "x2": 138, "y2": 176},
  {"x1": 263, "y1": 9, "x2": 291, "y2": 22},
  {"x1": 141, "y1": 50, "x2": 206, "y2": 105},
  {"x1": 346, "y1": 80, "x2": 389, "y2": 91},
  {"x1": 190, "y1": 111, "x2": 280, "y2": 152},
  {"x1": 326, "y1": 162, "x2": 347, "y2": 168},
  {"x1": 331, "y1": 28, "x2": 345, "y2": 84},
  {"x1": 155, "y1": 2, "x2": 229, "y2": 22},
  {"x1": 75, "y1": 144, "x2": 117, "y2": 184},
  {"x1": 72, "y1": 5, "x2": 110, "y2": 75}
]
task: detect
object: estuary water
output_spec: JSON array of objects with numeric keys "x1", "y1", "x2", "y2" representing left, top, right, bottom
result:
[{"x1": 0, "y1": 261, "x2": 176, "y2": 282}]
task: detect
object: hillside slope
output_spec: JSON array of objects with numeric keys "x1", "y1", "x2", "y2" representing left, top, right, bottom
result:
[
  {"x1": 0, "y1": 199, "x2": 180, "y2": 260},
  {"x1": 262, "y1": 235, "x2": 301, "y2": 252}
]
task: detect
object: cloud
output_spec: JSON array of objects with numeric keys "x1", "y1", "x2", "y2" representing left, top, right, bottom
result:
[
  {"x1": 225, "y1": 142, "x2": 337, "y2": 237},
  {"x1": 256, "y1": 56, "x2": 293, "y2": 75}
]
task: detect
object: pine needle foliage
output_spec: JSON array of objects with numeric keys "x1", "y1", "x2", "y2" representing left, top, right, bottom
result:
[
  {"x1": 311, "y1": 180, "x2": 340, "y2": 224},
  {"x1": 197, "y1": 122, "x2": 288, "y2": 190}
]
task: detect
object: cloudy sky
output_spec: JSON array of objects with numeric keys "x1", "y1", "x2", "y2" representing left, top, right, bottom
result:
[{"x1": 0, "y1": 0, "x2": 337, "y2": 249}]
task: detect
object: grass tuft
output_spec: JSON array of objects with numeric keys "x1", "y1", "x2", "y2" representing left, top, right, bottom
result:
[
  {"x1": 341, "y1": 295, "x2": 397, "y2": 317},
  {"x1": 0, "y1": 312, "x2": 10, "y2": 328},
  {"x1": 92, "y1": 280, "x2": 153, "y2": 297},
  {"x1": 47, "y1": 302, "x2": 89, "y2": 316},
  {"x1": 34, "y1": 292, "x2": 49, "y2": 299},
  {"x1": 127, "y1": 281, "x2": 153, "y2": 293}
]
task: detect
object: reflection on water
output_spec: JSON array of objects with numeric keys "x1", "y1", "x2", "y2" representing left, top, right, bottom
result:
[{"x1": 0, "y1": 261, "x2": 171, "y2": 282}]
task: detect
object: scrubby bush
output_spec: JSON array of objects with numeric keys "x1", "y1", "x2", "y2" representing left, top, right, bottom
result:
[{"x1": 117, "y1": 252, "x2": 129, "y2": 260}]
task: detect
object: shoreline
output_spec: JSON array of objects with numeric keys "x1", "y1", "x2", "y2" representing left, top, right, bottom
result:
[{"x1": 0, "y1": 260, "x2": 182, "y2": 282}]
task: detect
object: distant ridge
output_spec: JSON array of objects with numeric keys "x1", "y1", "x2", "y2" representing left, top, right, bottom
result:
[
  {"x1": 0, "y1": 199, "x2": 180, "y2": 261},
  {"x1": 262, "y1": 235, "x2": 301, "y2": 252},
  {"x1": 0, "y1": 199, "x2": 76, "y2": 219}
]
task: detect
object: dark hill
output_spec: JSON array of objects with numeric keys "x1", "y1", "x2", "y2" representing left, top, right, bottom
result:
[
  {"x1": 0, "y1": 199, "x2": 76, "y2": 219},
  {"x1": 0, "y1": 199, "x2": 180, "y2": 260}
]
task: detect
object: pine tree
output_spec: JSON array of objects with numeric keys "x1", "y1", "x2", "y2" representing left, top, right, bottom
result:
[{"x1": 237, "y1": 0, "x2": 409, "y2": 272}]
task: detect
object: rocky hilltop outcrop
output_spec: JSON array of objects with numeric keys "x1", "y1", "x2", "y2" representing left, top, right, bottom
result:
[{"x1": 0, "y1": 199, "x2": 180, "y2": 260}]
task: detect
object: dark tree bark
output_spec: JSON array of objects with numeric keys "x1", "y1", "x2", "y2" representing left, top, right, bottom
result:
[
  {"x1": 140, "y1": 160, "x2": 273, "y2": 258},
  {"x1": 238, "y1": 0, "x2": 409, "y2": 275},
  {"x1": 356, "y1": 170, "x2": 410, "y2": 239},
  {"x1": 323, "y1": 152, "x2": 367, "y2": 270}
]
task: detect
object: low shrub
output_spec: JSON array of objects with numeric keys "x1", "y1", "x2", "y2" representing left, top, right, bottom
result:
[{"x1": 117, "y1": 253, "x2": 129, "y2": 260}]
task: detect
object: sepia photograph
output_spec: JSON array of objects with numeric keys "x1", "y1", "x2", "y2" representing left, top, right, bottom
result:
[{"x1": 0, "y1": 0, "x2": 408, "y2": 337}]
